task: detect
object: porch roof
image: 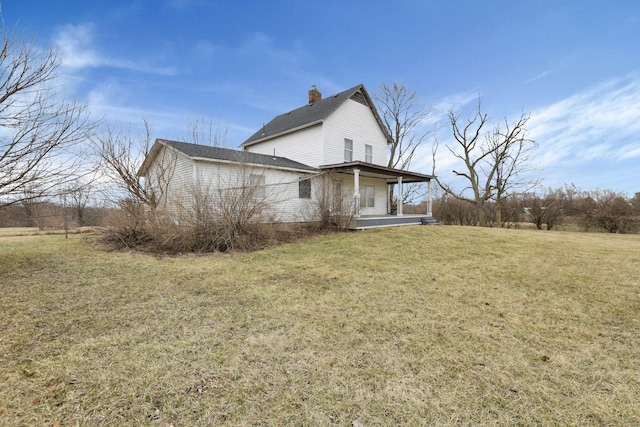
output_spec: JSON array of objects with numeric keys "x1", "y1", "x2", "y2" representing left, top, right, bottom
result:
[{"x1": 318, "y1": 161, "x2": 435, "y2": 183}]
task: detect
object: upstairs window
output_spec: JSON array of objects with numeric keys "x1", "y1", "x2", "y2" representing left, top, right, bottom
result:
[
  {"x1": 365, "y1": 144, "x2": 373, "y2": 163},
  {"x1": 344, "y1": 138, "x2": 353, "y2": 162},
  {"x1": 299, "y1": 178, "x2": 311, "y2": 199}
]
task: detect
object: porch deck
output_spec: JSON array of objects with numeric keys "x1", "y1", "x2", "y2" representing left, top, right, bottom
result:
[{"x1": 349, "y1": 214, "x2": 438, "y2": 230}]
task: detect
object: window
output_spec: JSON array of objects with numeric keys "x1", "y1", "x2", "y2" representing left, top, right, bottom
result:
[
  {"x1": 360, "y1": 185, "x2": 375, "y2": 208},
  {"x1": 249, "y1": 174, "x2": 265, "y2": 198},
  {"x1": 299, "y1": 178, "x2": 311, "y2": 199},
  {"x1": 344, "y1": 138, "x2": 353, "y2": 162},
  {"x1": 365, "y1": 144, "x2": 373, "y2": 163}
]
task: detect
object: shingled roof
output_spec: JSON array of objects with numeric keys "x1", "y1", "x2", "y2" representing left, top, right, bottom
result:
[
  {"x1": 138, "y1": 139, "x2": 317, "y2": 176},
  {"x1": 241, "y1": 84, "x2": 392, "y2": 147}
]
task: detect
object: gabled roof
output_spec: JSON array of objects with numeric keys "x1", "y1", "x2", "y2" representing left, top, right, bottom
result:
[
  {"x1": 138, "y1": 139, "x2": 317, "y2": 176},
  {"x1": 241, "y1": 84, "x2": 393, "y2": 148}
]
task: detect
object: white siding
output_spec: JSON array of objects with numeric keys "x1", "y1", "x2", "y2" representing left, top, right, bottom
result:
[
  {"x1": 322, "y1": 99, "x2": 388, "y2": 166},
  {"x1": 333, "y1": 173, "x2": 390, "y2": 217},
  {"x1": 191, "y1": 160, "x2": 317, "y2": 223},
  {"x1": 146, "y1": 145, "x2": 194, "y2": 211},
  {"x1": 245, "y1": 124, "x2": 323, "y2": 168},
  {"x1": 245, "y1": 98, "x2": 388, "y2": 169}
]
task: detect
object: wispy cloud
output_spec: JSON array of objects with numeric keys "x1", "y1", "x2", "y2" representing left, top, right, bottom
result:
[
  {"x1": 524, "y1": 70, "x2": 551, "y2": 83},
  {"x1": 416, "y1": 75, "x2": 640, "y2": 193},
  {"x1": 53, "y1": 24, "x2": 177, "y2": 75},
  {"x1": 54, "y1": 24, "x2": 101, "y2": 68},
  {"x1": 528, "y1": 72, "x2": 640, "y2": 169}
]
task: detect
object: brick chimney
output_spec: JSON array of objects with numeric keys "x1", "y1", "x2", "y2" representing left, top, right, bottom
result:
[{"x1": 308, "y1": 85, "x2": 321, "y2": 103}]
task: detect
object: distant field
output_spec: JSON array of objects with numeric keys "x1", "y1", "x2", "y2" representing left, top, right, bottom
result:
[
  {"x1": 1, "y1": 226, "x2": 639, "y2": 426},
  {"x1": 0, "y1": 227, "x2": 93, "y2": 237}
]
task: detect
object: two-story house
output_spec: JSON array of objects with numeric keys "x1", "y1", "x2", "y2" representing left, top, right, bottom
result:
[{"x1": 138, "y1": 84, "x2": 435, "y2": 229}]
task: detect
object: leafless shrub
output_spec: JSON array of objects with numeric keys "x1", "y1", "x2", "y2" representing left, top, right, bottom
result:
[
  {"x1": 523, "y1": 188, "x2": 566, "y2": 230},
  {"x1": 98, "y1": 199, "x2": 150, "y2": 249},
  {"x1": 433, "y1": 194, "x2": 478, "y2": 225},
  {"x1": 303, "y1": 173, "x2": 356, "y2": 230},
  {"x1": 176, "y1": 177, "x2": 275, "y2": 252},
  {"x1": 579, "y1": 189, "x2": 636, "y2": 234},
  {"x1": 99, "y1": 167, "x2": 278, "y2": 253}
]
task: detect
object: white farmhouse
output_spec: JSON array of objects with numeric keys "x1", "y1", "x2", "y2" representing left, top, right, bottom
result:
[{"x1": 138, "y1": 84, "x2": 435, "y2": 229}]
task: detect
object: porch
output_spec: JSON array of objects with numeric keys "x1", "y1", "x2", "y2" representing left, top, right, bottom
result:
[
  {"x1": 349, "y1": 214, "x2": 438, "y2": 230},
  {"x1": 319, "y1": 161, "x2": 436, "y2": 229}
]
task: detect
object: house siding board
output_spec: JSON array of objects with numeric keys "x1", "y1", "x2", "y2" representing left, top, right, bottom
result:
[
  {"x1": 245, "y1": 124, "x2": 324, "y2": 168},
  {"x1": 191, "y1": 160, "x2": 315, "y2": 223},
  {"x1": 145, "y1": 145, "x2": 194, "y2": 211},
  {"x1": 169, "y1": 153, "x2": 194, "y2": 208},
  {"x1": 322, "y1": 99, "x2": 388, "y2": 166}
]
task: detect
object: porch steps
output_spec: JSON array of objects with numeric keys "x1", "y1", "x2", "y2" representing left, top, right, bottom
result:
[
  {"x1": 420, "y1": 217, "x2": 439, "y2": 226},
  {"x1": 350, "y1": 215, "x2": 438, "y2": 230}
]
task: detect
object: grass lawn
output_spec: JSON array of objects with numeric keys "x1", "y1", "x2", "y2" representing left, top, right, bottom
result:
[{"x1": 1, "y1": 226, "x2": 639, "y2": 426}]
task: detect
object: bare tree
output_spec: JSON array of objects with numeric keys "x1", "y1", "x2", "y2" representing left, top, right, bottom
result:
[
  {"x1": 488, "y1": 115, "x2": 537, "y2": 225},
  {"x1": 0, "y1": 24, "x2": 94, "y2": 206},
  {"x1": 437, "y1": 100, "x2": 536, "y2": 227},
  {"x1": 374, "y1": 82, "x2": 433, "y2": 206},
  {"x1": 65, "y1": 180, "x2": 93, "y2": 226},
  {"x1": 182, "y1": 115, "x2": 229, "y2": 147},
  {"x1": 93, "y1": 120, "x2": 175, "y2": 211},
  {"x1": 524, "y1": 188, "x2": 565, "y2": 230}
]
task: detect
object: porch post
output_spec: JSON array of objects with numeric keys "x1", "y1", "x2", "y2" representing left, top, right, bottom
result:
[
  {"x1": 397, "y1": 176, "x2": 403, "y2": 216},
  {"x1": 353, "y1": 168, "x2": 360, "y2": 218},
  {"x1": 427, "y1": 180, "x2": 433, "y2": 216}
]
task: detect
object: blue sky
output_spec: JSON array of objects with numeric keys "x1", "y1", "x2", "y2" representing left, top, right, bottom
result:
[{"x1": 6, "y1": 1, "x2": 640, "y2": 195}]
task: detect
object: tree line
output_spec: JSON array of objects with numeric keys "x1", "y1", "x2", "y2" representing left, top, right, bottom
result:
[
  {"x1": 1, "y1": 23, "x2": 638, "y2": 243},
  {"x1": 433, "y1": 186, "x2": 640, "y2": 233}
]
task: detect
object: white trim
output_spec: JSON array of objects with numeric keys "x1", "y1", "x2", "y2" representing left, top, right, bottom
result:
[
  {"x1": 353, "y1": 168, "x2": 360, "y2": 218},
  {"x1": 397, "y1": 176, "x2": 403, "y2": 216},
  {"x1": 427, "y1": 180, "x2": 433, "y2": 216}
]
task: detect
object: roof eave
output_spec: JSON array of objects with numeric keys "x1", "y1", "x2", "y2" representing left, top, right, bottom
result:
[
  {"x1": 319, "y1": 161, "x2": 435, "y2": 181},
  {"x1": 241, "y1": 120, "x2": 323, "y2": 148},
  {"x1": 137, "y1": 139, "x2": 171, "y2": 177},
  {"x1": 191, "y1": 156, "x2": 318, "y2": 174}
]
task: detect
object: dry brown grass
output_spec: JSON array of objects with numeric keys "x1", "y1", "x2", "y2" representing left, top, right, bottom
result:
[{"x1": 1, "y1": 226, "x2": 639, "y2": 426}]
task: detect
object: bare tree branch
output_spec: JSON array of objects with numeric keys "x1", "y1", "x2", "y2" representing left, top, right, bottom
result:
[
  {"x1": 374, "y1": 82, "x2": 434, "y2": 205},
  {"x1": 0, "y1": 25, "x2": 95, "y2": 206},
  {"x1": 93, "y1": 120, "x2": 176, "y2": 210},
  {"x1": 437, "y1": 99, "x2": 537, "y2": 226},
  {"x1": 181, "y1": 115, "x2": 229, "y2": 147}
]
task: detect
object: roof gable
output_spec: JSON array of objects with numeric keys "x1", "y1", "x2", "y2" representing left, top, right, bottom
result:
[{"x1": 241, "y1": 84, "x2": 392, "y2": 147}]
